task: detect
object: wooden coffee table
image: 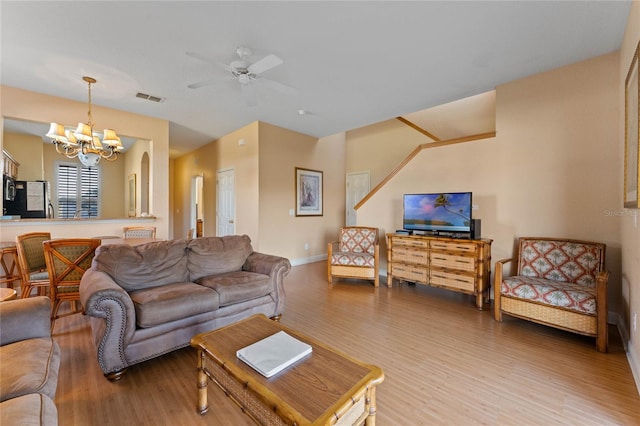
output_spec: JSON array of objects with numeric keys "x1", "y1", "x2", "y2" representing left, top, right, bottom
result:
[{"x1": 191, "y1": 314, "x2": 384, "y2": 425}]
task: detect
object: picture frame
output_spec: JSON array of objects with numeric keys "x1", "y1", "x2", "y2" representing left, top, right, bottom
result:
[
  {"x1": 295, "y1": 167, "x2": 323, "y2": 216},
  {"x1": 624, "y1": 40, "x2": 639, "y2": 208},
  {"x1": 128, "y1": 173, "x2": 137, "y2": 217}
]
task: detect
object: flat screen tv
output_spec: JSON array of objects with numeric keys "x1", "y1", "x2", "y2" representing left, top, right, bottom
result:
[{"x1": 403, "y1": 192, "x2": 472, "y2": 233}]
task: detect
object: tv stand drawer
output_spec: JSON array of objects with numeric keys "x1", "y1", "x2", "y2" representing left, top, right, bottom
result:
[
  {"x1": 393, "y1": 237, "x2": 428, "y2": 249},
  {"x1": 430, "y1": 240, "x2": 476, "y2": 253},
  {"x1": 393, "y1": 264, "x2": 428, "y2": 283},
  {"x1": 430, "y1": 253, "x2": 475, "y2": 272},
  {"x1": 430, "y1": 270, "x2": 475, "y2": 292},
  {"x1": 386, "y1": 234, "x2": 492, "y2": 310},
  {"x1": 393, "y1": 247, "x2": 429, "y2": 264}
]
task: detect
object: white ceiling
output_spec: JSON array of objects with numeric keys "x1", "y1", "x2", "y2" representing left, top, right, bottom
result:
[{"x1": 1, "y1": 1, "x2": 631, "y2": 158}]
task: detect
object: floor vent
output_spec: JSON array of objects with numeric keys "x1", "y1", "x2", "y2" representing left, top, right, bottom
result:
[{"x1": 136, "y1": 92, "x2": 164, "y2": 103}]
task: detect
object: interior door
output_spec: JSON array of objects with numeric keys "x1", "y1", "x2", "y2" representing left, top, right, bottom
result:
[
  {"x1": 346, "y1": 171, "x2": 370, "y2": 226},
  {"x1": 191, "y1": 174, "x2": 203, "y2": 236},
  {"x1": 216, "y1": 168, "x2": 235, "y2": 236}
]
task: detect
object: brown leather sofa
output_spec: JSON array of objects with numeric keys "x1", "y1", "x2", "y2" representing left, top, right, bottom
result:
[
  {"x1": 79, "y1": 235, "x2": 291, "y2": 381},
  {"x1": 0, "y1": 297, "x2": 60, "y2": 426}
]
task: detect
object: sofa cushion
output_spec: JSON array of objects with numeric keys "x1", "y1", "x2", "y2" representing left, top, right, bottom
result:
[
  {"x1": 129, "y1": 282, "x2": 220, "y2": 328},
  {"x1": 93, "y1": 240, "x2": 189, "y2": 292},
  {"x1": 196, "y1": 271, "x2": 271, "y2": 306},
  {"x1": 0, "y1": 338, "x2": 60, "y2": 402},
  {"x1": 187, "y1": 235, "x2": 253, "y2": 281},
  {"x1": 501, "y1": 276, "x2": 596, "y2": 315},
  {"x1": 0, "y1": 393, "x2": 58, "y2": 426},
  {"x1": 331, "y1": 252, "x2": 375, "y2": 267}
]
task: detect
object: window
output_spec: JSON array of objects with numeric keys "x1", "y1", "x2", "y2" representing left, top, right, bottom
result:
[{"x1": 56, "y1": 162, "x2": 100, "y2": 218}]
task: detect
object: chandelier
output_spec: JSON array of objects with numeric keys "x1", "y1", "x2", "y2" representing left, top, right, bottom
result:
[{"x1": 46, "y1": 76, "x2": 123, "y2": 167}]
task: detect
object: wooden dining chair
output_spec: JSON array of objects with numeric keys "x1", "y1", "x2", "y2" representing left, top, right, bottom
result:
[
  {"x1": 122, "y1": 226, "x2": 156, "y2": 239},
  {"x1": 15, "y1": 232, "x2": 51, "y2": 298},
  {"x1": 43, "y1": 238, "x2": 101, "y2": 331}
]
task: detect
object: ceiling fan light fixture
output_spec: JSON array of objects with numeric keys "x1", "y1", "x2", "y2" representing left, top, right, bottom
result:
[
  {"x1": 236, "y1": 46, "x2": 252, "y2": 59},
  {"x1": 187, "y1": 46, "x2": 296, "y2": 107}
]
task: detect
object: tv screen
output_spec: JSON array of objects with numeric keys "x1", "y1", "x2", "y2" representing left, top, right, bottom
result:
[{"x1": 403, "y1": 192, "x2": 472, "y2": 233}]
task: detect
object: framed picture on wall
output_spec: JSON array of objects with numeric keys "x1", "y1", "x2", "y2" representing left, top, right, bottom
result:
[
  {"x1": 624, "y1": 40, "x2": 639, "y2": 208},
  {"x1": 295, "y1": 167, "x2": 323, "y2": 216},
  {"x1": 128, "y1": 173, "x2": 136, "y2": 217}
]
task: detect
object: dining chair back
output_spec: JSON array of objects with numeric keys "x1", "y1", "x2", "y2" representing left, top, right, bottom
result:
[
  {"x1": 15, "y1": 232, "x2": 51, "y2": 298},
  {"x1": 123, "y1": 226, "x2": 156, "y2": 239},
  {"x1": 43, "y1": 238, "x2": 101, "y2": 331}
]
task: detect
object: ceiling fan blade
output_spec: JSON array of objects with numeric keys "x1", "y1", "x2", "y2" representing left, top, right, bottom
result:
[
  {"x1": 186, "y1": 51, "x2": 231, "y2": 72},
  {"x1": 187, "y1": 78, "x2": 218, "y2": 89},
  {"x1": 240, "y1": 83, "x2": 257, "y2": 107},
  {"x1": 186, "y1": 51, "x2": 217, "y2": 64},
  {"x1": 258, "y1": 77, "x2": 299, "y2": 96},
  {"x1": 248, "y1": 54, "x2": 283, "y2": 75}
]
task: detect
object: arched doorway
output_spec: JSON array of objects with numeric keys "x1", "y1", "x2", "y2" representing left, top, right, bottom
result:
[{"x1": 140, "y1": 152, "x2": 150, "y2": 214}]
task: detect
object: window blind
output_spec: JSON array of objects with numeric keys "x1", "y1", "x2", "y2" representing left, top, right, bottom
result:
[{"x1": 56, "y1": 163, "x2": 100, "y2": 218}]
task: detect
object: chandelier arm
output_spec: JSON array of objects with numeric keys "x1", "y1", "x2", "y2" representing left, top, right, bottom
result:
[
  {"x1": 56, "y1": 143, "x2": 80, "y2": 158},
  {"x1": 46, "y1": 76, "x2": 121, "y2": 165}
]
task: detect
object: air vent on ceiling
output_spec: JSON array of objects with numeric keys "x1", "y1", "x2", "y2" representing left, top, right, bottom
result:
[{"x1": 136, "y1": 92, "x2": 164, "y2": 103}]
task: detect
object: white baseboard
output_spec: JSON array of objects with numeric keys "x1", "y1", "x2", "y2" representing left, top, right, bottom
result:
[
  {"x1": 629, "y1": 343, "x2": 640, "y2": 396},
  {"x1": 618, "y1": 313, "x2": 640, "y2": 396},
  {"x1": 290, "y1": 254, "x2": 327, "y2": 267}
]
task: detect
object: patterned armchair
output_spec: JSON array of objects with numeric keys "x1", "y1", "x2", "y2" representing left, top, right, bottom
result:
[
  {"x1": 327, "y1": 227, "x2": 380, "y2": 287},
  {"x1": 494, "y1": 237, "x2": 608, "y2": 352}
]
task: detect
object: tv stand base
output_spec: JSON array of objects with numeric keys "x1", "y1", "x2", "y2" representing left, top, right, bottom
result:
[{"x1": 386, "y1": 234, "x2": 493, "y2": 309}]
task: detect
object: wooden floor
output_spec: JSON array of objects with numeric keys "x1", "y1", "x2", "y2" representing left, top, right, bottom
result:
[{"x1": 51, "y1": 261, "x2": 640, "y2": 425}]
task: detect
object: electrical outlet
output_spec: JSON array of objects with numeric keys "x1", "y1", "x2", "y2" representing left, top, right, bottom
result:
[{"x1": 304, "y1": 243, "x2": 309, "y2": 251}]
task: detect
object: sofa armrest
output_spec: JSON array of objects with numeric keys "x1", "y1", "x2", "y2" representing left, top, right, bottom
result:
[
  {"x1": 0, "y1": 296, "x2": 51, "y2": 346},
  {"x1": 243, "y1": 252, "x2": 291, "y2": 316},
  {"x1": 79, "y1": 268, "x2": 137, "y2": 374},
  {"x1": 243, "y1": 252, "x2": 291, "y2": 277},
  {"x1": 493, "y1": 257, "x2": 514, "y2": 322}
]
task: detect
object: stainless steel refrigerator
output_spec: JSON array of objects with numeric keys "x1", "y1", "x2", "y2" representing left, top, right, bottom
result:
[{"x1": 3, "y1": 180, "x2": 51, "y2": 218}]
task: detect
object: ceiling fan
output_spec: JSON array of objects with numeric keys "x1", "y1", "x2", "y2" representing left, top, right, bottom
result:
[{"x1": 187, "y1": 46, "x2": 297, "y2": 106}]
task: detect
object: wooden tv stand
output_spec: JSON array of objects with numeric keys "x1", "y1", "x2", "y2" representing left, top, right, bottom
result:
[{"x1": 386, "y1": 234, "x2": 492, "y2": 309}]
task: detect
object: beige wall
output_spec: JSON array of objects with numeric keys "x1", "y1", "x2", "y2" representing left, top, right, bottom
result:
[
  {"x1": 346, "y1": 119, "x2": 432, "y2": 189},
  {"x1": 620, "y1": 0, "x2": 640, "y2": 388},
  {"x1": 258, "y1": 122, "x2": 345, "y2": 260},
  {"x1": 173, "y1": 121, "x2": 259, "y2": 243},
  {"x1": 0, "y1": 85, "x2": 170, "y2": 239},
  {"x1": 358, "y1": 52, "x2": 622, "y2": 319},
  {"x1": 173, "y1": 121, "x2": 345, "y2": 262},
  {"x1": 3, "y1": 133, "x2": 44, "y2": 180}
]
